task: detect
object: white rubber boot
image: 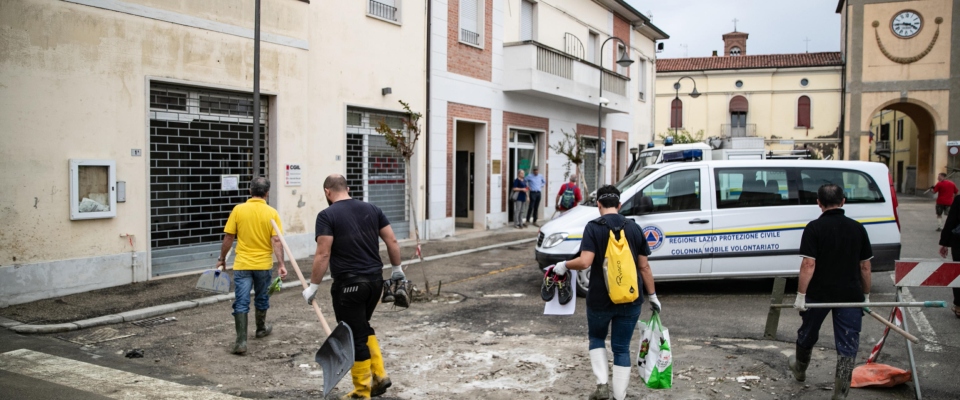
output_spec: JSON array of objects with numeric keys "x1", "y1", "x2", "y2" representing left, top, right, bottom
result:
[
  {"x1": 589, "y1": 348, "x2": 609, "y2": 385},
  {"x1": 611, "y1": 365, "x2": 631, "y2": 400}
]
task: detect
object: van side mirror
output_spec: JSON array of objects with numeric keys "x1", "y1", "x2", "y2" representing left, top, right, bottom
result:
[{"x1": 637, "y1": 195, "x2": 654, "y2": 215}]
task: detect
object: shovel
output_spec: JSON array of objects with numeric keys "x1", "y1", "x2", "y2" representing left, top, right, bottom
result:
[
  {"x1": 270, "y1": 220, "x2": 354, "y2": 396},
  {"x1": 195, "y1": 248, "x2": 232, "y2": 294}
]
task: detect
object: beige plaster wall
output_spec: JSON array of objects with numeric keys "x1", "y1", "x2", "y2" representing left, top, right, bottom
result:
[
  {"x1": 0, "y1": 0, "x2": 426, "y2": 269},
  {"x1": 861, "y1": 0, "x2": 953, "y2": 82}
]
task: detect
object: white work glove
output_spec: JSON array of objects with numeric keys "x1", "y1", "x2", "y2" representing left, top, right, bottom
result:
[
  {"x1": 863, "y1": 293, "x2": 870, "y2": 304},
  {"x1": 551, "y1": 261, "x2": 568, "y2": 276},
  {"x1": 648, "y1": 293, "x2": 661, "y2": 313},
  {"x1": 794, "y1": 292, "x2": 807, "y2": 311},
  {"x1": 302, "y1": 283, "x2": 320, "y2": 305},
  {"x1": 390, "y1": 265, "x2": 406, "y2": 281}
]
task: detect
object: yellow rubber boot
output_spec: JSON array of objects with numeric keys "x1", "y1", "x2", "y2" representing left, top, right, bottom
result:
[
  {"x1": 342, "y1": 360, "x2": 372, "y2": 399},
  {"x1": 368, "y1": 336, "x2": 392, "y2": 397}
]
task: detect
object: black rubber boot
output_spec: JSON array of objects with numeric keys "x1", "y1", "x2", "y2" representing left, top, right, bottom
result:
[
  {"x1": 788, "y1": 345, "x2": 811, "y2": 382},
  {"x1": 255, "y1": 309, "x2": 272, "y2": 338},
  {"x1": 232, "y1": 313, "x2": 248, "y2": 355},
  {"x1": 831, "y1": 356, "x2": 855, "y2": 400}
]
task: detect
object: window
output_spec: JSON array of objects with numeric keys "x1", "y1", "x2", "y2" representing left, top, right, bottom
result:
[
  {"x1": 150, "y1": 89, "x2": 187, "y2": 111},
  {"x1": 588, "y1": 31, "x2": 599, "y2": 63},
  {"x1": 879, "y1": 123, "x2": 890, "y2": 141},
  {"x1": 368, "y1": 0, "x2": 401, "y2": 23},
  {"x1": 797, "y1": 95, "x2": 811, "y2": 128},
  {"x1": 520, "y1": 0, "x2": 535, "y2": 41},
  {"x1": 897, "y1": 119, "x2": 904, "y2": 141},
  {"x1": 730, "y1": 46, "x2": 741, "y2": 56},
  {"x1": 735, "y1": 80, "x2": 743, "y2": 88},
  {"x1": 800, "y1": 78, "x2": 809, "y2": 87},
  {"x1": 715, "y1": 168, "x2": 795, "y2": 209},
  {"x1": 670, "y1": 98, "x2": 683, "y2": 128},
  {"x1": 459, "y1": 0, "x2": 482, "y2": 46},
  {"x1": 798, "y1": 169, "x2": 884, "y2": 205},
  {"x1": 637, "y1": 59, "x2": 646, "y2": 100},
  {"x1": 638, "y1": 170, "x2": 701, "y2": 212}
]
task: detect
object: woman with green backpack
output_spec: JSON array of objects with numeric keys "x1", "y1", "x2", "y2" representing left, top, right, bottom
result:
[{"x1": 549, "y1": 185, "x2": 661, "y2": 400}]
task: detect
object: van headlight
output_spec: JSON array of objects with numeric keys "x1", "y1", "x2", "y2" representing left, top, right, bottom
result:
[{"x1": 542, "y1": 233, "x2": 569, "y2": 248}]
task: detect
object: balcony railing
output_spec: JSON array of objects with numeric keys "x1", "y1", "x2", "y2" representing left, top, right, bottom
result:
[
  {"x1": 875, "y1": 140, "x2": 892, "y2": 156},
  {"x1": 460, "y1": 29, "x2": 480, "y2": 46},
  {"x1": 720, "y1": 123, "x2": 757, "y2": 137},
  {"x1": 368, "y1": 0, "x2": 398, "y2": 22},
  {"x1": 602, "y1": 71, "x2": 627, "y2": 96},
  {"x1": 536, "y1": 46, "x2": 573, "y2": 79}
]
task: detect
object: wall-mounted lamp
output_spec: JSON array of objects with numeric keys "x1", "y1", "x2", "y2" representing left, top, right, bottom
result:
[{"x1": 382, "y1": 87, "x2": 392, "y2": 96}]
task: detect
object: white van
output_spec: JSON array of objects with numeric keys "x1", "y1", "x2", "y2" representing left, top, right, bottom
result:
[{"x1": 535, "y1": 160, "x2": 901, "y2": 296}]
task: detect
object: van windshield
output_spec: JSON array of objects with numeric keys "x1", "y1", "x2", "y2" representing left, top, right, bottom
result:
[
  {"x1": 616, "y1": 167, "x2": 658, "y2": 193},
  {"x1": 637, "y1": 150, "x2": 659, "y2": 168}
]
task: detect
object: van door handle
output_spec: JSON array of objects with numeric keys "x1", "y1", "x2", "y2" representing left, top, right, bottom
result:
[{"x1": 688, "y1": 219, "x2": 710, "y2": 224}]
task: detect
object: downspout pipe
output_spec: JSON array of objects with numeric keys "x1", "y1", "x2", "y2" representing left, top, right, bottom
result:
[
  {"x1": 424, "y1": 0, "x2": 432, "y2": 239},
  {"x1": 839, "y1": 3, "x2": 848, "y2": 160}
]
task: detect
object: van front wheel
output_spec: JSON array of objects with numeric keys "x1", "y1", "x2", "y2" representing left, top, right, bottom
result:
[{"x1": 576, "y1": 267, "x2": 590, "y2": 297}]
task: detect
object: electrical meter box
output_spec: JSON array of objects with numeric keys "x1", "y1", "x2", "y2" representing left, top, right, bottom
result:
[{"x1": 69, "y1": 159, "x2": 117, "y2": 220}]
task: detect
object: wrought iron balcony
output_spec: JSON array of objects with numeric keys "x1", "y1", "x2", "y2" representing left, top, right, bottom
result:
[
  {"x1": 720, "y1": 123, "x2": 757, "y2": 137},
  {"x1": 460, "y1": 29, "x2": 480, "y2": 46},
  {"x1": 368, "y1": 0, "x2": 398, "y2": 22},
  {"x1": 874, "y1": 140, "x2": 891, "y2": 156}
]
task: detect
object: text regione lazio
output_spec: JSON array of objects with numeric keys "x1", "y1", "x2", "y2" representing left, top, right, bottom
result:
[{"x1": 1, "y1": 0, "x2": 960, "y2": 399}]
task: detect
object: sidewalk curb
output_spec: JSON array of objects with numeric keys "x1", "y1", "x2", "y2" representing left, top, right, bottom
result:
[{"x1": 5, "y1": 237, "x2": 537, "y2": 334}]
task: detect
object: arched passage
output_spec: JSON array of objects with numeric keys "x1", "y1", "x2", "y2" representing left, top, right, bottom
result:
[{"x1": 866, "y1": 99, "x2": 938, "y2": 192}]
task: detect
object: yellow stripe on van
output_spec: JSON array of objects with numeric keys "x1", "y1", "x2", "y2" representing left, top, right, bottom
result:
[{"x1": 665, "y1": 217, "x2": 896, "y2": 237}]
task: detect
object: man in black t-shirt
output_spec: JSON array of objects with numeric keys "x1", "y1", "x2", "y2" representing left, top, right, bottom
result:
[
  {"x1": 302, "y1": 174, "x2": 403, "y2": 399},
  {"x1": 789, "y1": 184, "x2": 872, "y2": 400},
  {"x1": 551, "y1": 185, "x2": 660, "y2": 400}
]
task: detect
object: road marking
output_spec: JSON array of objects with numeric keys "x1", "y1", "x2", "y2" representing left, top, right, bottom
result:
[
  {"x1": 890, "y1": 275, "x2": 943, "y2": 353},
  {"x1": 0, "y1": 349, "x2": 240, "y2": 399}
]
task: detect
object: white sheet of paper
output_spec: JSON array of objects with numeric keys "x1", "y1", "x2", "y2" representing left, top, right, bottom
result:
[{"x1": 543, "y1": 272, "x2": 577, "y2": 315}]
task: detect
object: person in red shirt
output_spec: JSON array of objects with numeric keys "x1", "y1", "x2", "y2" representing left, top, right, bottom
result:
[
  {"x1": 555, "y1": 174, "x2": 583, "y2": 212},
  {"x1": 928, "y1": 173, "x2": 958, "y2": 231}
]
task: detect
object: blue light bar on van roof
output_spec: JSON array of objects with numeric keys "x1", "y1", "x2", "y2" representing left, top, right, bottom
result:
[{"x1": 663, "y1": 149, "x2": 702, "y2": 162}]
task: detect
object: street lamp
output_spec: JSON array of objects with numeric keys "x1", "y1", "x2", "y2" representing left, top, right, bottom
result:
[
  {"x1": 672, "y1": 76, "x2": 701, "y2": 141},
  {"x1": 597, "y1": 36, "x2": 634, "y2": 191}
]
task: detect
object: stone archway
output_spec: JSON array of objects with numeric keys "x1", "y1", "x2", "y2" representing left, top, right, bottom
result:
[{"x1": 865, "y1": 98, "x2": 939, "y2": 192}]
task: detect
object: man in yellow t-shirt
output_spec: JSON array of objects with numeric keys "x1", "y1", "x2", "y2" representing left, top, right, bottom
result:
[{"x1": 216, "y1": 177, "x2": 287, "y2": 355}]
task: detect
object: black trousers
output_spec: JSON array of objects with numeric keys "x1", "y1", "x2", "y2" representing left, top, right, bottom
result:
[
  {"x1": 952, "y1": 247, "x2": 960, "y2": 307},
  {"x1": 330, "y1": 277, "x2": 382, "y2": 361},
  {"x1": 526, "y1": 191, "x2": 542, "y2": 222}
]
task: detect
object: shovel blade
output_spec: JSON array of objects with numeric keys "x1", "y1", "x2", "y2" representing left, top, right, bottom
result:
[
  {"x1": 195, "y1": 269, "x2": 231, "y2": 294},
  {"x1": 316, "y1": 322, "x2": 355, "y2": 396}
]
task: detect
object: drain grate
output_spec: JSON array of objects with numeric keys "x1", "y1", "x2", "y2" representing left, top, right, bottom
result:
[
  {"x1": 131, "y1": 316, "x2": 178, "y2": 327},
  {"x1": 58, "y1": 327, "x2": 136, "y2": 345}
]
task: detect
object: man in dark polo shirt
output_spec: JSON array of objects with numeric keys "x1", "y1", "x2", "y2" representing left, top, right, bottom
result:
[
  {"x1": 302, "y1": 174, "x2": 404, "y2": 399},
  {"x1": 789, "y1": 184, "x2": 872, "y2": 400}
]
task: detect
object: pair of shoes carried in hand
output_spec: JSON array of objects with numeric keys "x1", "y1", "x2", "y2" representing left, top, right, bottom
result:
[{"x1": 540, "y1": 266, "x2": 573, "y2": 305}]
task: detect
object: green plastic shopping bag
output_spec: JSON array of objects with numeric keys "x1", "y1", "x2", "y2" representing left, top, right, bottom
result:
[{"x1": 637, "y1": 312, "x2": 672, "y2": 389}]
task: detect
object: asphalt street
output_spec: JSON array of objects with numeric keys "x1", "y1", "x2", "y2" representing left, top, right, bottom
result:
[{"x1": 0, "y1": 195, "x2": 957, "y2": 399}]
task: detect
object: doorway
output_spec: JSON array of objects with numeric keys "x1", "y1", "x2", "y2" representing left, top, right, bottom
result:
[
  {"x1": 729, "y1": 95, "x2": 748, "y2": 137},
  {"x1": 455, "y1": 120, "x2": 487, "y2": 230},
  {"x1": 508, "y1": 130, "x2": 539, "y2": 224}
]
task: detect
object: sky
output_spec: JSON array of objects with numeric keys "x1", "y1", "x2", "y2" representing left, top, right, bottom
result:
[{"x1": 628, "y1": 0, "x2": 842, "y2": 59}]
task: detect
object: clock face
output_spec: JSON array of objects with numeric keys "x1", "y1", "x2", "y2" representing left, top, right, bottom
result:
[{"x1": 891, "y1": 11, "x2": 922, "y2": 38}]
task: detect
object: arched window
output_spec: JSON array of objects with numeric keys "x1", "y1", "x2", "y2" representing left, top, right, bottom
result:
[
  {"x1": 671, "y1": 98, "x2": 683, "y2": 128},
  {"x1": 730, "y1": 46, "x2": 741, "y2": 56},
  {"x1": 797, "y1": 96, "x2": 811, "y2": 128}
]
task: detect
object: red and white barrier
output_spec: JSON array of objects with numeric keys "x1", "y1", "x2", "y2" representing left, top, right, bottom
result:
[
  {"x1": 866, "y1": 307, "x2": 904, "y2": 364},
  {"x1": 894, "y1": 261, "x2": 960, "y2": 288}
]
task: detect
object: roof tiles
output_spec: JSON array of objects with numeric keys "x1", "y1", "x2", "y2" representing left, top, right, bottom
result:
[{"x1": 657, "y1": 52, "x2": 843, "y2": 72}]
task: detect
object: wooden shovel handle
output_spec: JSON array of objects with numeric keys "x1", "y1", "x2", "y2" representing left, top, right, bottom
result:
[
  {"x1": 271, "y1": 220, "x2": 332, "y2": 335},
  {"x1": 865, "y1": 308, "x2": 919, "y2": 344}
]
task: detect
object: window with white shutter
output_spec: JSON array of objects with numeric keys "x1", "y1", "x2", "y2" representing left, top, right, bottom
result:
[
  {"x1": 460, "y1": 0, "x2": 481, "y2": 46},
  {"x1": 520, "y1": 0, "x2": 534, "y2": 41}
]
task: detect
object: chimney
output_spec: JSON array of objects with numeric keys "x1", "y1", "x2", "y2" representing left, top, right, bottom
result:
[
  {"x1": 722, "y1": 31, "x2": 748, "y2": 56},
  {"x1": 712, "y1": 50, "x2": 718, "y2": 57}
]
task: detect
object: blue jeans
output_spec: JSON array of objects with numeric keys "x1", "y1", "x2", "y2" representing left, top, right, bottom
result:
[
  {"x1": 796, "y1": 300, "x2": 863, "y2": 358},
  {"x1": 233, "y1": 270, "x2": 272, "y2": 315},
  {"x1": 587, "y1": 303, "x2": 642, "y2": 367}
]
